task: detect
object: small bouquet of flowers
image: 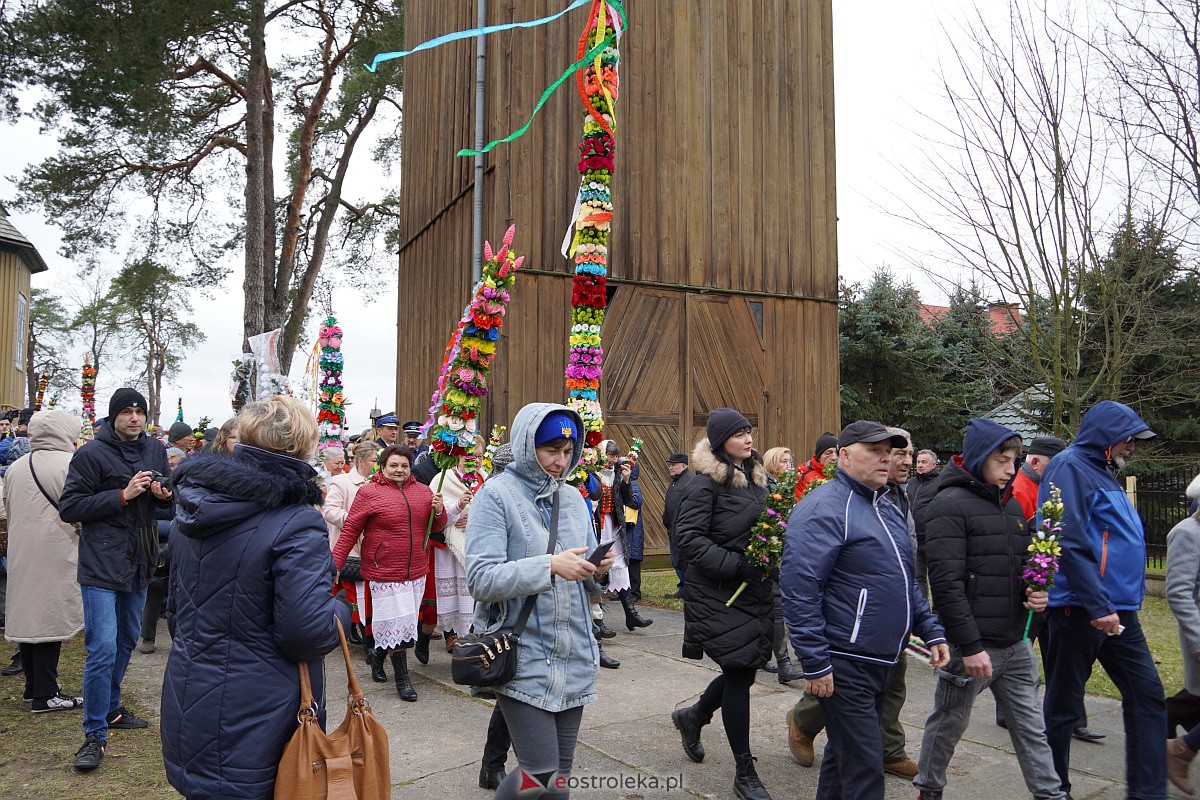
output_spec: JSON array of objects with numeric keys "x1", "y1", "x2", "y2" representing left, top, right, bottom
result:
[
  {"x1": 1021, "y1": 483, "x2": 1064, "y2": 640},
  {"x1": 480, "y1": 425, "x2": 506, "y2": 476},
  {"x1": 727, "y1": 469, "x2": 798, "y2": 607}
]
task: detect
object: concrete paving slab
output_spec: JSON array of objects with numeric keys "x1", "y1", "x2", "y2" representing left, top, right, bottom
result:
[{"x1": 125, "y1": 605, "x2": 1161, "y2": 799}]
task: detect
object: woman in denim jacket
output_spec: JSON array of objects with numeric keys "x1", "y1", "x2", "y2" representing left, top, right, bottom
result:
[{"x1": 466, "y1": 403, "x2": 614, "y2": 799}]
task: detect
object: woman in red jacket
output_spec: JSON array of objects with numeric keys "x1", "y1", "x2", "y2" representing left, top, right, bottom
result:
[{"x1": 333, "y1": 444, "x2": 452, "y2": 701}]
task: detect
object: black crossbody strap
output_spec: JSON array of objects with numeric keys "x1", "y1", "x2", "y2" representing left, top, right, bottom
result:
[
  {"x1": 510, "y1": 491, "x2": 560, "y2": 638},
  {"x1": 28, "y1": 454, "x2": 60, "y2": 510}
]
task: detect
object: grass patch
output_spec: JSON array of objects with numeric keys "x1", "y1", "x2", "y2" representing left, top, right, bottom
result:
[
  {"x1": 0, "y1": 634, "x2": 176, "y2": 800},
  {"x1": 640, "y1": 571, "x2": 1186, "y2": 702}
]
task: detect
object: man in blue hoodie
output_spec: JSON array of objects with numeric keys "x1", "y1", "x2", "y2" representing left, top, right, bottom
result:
[
  {"x1": 1040, "y1": 400, "x2": 1165, "y2": 800},
  {"x1": 913, "y1": 419, "x2": 1066, "y2": 800},
  {"x1": 782, "y1": 420, "x2": 950, "y2": 800}
]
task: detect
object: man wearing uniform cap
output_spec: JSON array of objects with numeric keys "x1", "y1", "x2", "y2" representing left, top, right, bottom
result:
[
  {"x1": 661, "y1": 453, "x2": 693, "y2": 598},
  {"x1": 402, "y1": 420, "x2": 430, "y2": 459},
  {"x1": 373, "y1": 413, "x2": 399, "y2": 449}
]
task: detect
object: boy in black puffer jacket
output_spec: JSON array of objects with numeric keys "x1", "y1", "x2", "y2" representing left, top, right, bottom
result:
[{"x1": 912, "y1": 419, "x2": 1066, "y2": 800}]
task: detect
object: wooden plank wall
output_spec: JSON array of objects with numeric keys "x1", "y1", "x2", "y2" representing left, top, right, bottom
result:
[
  {"x1": 0, "y1": 252, "x2": 30, "y2": 411},
  {"x1": 396, "y1": 1, "x2": 840, "y2": 552}
]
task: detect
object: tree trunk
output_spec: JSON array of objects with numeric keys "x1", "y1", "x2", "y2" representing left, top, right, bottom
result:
[{"x1": 242, "y1": 0, "x2": 268, "y2": 357}]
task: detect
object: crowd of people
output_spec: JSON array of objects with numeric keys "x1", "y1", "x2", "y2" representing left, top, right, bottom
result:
[{"x1": 0, "y1": 391, "x2": 1199, "y2": 800}]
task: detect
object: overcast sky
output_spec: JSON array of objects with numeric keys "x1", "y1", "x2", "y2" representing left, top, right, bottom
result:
[{"x1": 0, "y1": 0, "x2": 954, "y2": 430}]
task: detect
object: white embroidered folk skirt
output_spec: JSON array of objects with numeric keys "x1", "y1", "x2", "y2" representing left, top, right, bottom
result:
[
  {"x1": 600, "y1": 514, "x2": 630, "y2": 593},
  {"x1": 369, "y1": 577, "x2": 425, "y2": 649},
  {"x1": 433, "y1": 548, "x2": 474, "y2": 637}
]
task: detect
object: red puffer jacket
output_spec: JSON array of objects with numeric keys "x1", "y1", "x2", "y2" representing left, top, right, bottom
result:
[{"x1": 332, "y1": 473, "x2": 447, "y2": 582}]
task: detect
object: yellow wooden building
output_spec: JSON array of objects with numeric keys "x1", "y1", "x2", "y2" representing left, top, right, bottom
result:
[{"x1": 0, "y1": 207, "x2": 48, "y2": 412}]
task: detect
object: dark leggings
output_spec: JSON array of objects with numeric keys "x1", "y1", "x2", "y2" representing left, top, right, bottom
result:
[
  {"x1": 494, "y1": 696, "x2": 584, "y2": 799},
  {"x1": 694, "y1": 665, "x2": 757, "y2": 755}
]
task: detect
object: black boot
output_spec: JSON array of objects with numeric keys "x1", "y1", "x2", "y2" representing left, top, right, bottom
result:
[
  {"x1": 670, "y1": 705, "x2": 710, "y2": 763},
  {"x1": 732, "y1": 752, "x2": 773, "y2": 800},
  {"x1": 415, "y1": 630, "x2": 431, "y2": 665},
  {"x1": 347, "y1": 622, "x2": 364, "y2": 646},
  {"x1": 593, "y1": 618, "x2": 617, "y2": 639},
  {"x1": 2, "y1": 649, "x2": 22, "y2": 677},
  {"x1": 593, "y1": 622, "x2": 620, "y2": 668},
  {"x1": 361, "y1": 633, "x2": 374, "y2": 667},
  {"x1": 367, "y1": 646, "x2": 388, "y2": 683},
  {"x1": 773, "y1": 614, "x2": 803, "y2": 684},
  {"x1": 618, "y1": 590, "x2": 653, "y2": 631},
  {"x1": 391, "y1": 651, "x2": 417, "y2": 701}
]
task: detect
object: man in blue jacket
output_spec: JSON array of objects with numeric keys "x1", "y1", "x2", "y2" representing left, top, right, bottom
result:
[
  {"x1": 59, "y1": 388, "x2": 172, "y2": 771},
  {"x1": 1040, "y1": 400, "x2": 1165, "y2": 800},
  {"x1": 781, "y1": 420, "x2": 950, "y2": 800}
]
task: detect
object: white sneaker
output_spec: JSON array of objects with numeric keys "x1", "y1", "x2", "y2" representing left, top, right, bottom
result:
[{"x1": 32, "y1": 692, "x2": 84, "y2": 713}]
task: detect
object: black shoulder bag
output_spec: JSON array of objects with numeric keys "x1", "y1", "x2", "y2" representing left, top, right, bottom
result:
[{"x1": 450, "y1": 491, "x2": 559, "y2": 687}]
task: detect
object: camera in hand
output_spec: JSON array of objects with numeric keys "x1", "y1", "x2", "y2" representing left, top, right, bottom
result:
[{"x1": 148, "y1": 471, "x2": 173, "y2": 491}]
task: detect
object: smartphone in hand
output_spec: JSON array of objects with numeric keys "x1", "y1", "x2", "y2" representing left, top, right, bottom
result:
[{"x1": 586, "y1": 540, "x2": 615, "y2": 566}]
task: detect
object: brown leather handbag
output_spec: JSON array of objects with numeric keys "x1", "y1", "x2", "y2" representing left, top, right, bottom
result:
[{"x1": 275, "y1": 619, "x2": 390, "y2": 800}]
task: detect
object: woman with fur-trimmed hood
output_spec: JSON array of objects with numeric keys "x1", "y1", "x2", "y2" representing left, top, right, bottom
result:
[{"x1": 670, "y1": 408, "x2": 775, "y2": 800}]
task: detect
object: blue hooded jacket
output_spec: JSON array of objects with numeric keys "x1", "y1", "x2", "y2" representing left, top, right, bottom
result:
[{"x1": 1041, "y1": 400, "x2": 1153, "y2": 617}]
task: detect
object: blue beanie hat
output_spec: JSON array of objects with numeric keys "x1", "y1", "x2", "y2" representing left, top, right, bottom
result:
[
  {"x1": 961, "y1": 418, "x2": 1020, "y2": 480},
  {"x1": 535, "y1": 410, "x2": 578, "y2": 446}
]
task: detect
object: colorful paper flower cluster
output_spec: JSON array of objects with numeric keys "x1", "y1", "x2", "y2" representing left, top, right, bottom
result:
[
  {"x1": 1021, "y1": 484, "x2": 1064, "y2": 640},
  {"x1": 315, "y1": 315, "x2": 346, "y2": 453},
  {"x1": 230, "y1": 358, "x2": 252, "y2": 412},
  {"x1": 727, "y1": 469, "x2": 798, "y2": 607},
  {"x1": 192, "y1": 416, "x2": 211, "y2": 451},
  {"x1": 80, "y1": 355, "x2": 96, "y2": 431},
  {"x1": 34, "y1": 373, "x2": 47, "y2": 411},
  {"x1": 564, "y1": 3, "x2": 621, "y2": 448},
  {"x1": 481, "y1": 424, "x2": 506, "y2": 476},
  {"x1": 425, "y1": 225, "x2": 524, "y2": 472}
]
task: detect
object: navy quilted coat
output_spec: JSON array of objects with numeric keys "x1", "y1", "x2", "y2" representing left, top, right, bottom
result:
[{"x1": 161, "y1": 445, "x2": 347, "y2": 800}]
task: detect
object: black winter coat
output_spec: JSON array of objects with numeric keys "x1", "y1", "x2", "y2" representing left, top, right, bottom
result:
[
  {"x1": 677, "y1": 439, "x2": 772, "y2": 669},
  {"x1": 59, "y1": 423, "x2": 170, "y2": 590},
  {"x1": 924, "y1": 457, "x2": 1033, "y2": 655},
  {"x1": 907, "y1": 467, "x2": 941, "y2": 543},
  {"x1": 161, "y1": 445, "x2": 348, "y2": 800}
]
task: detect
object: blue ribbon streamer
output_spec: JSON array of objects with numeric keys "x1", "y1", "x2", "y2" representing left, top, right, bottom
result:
[{"x1": 364, "y1": 0, "x2": 593, "y2": 72}]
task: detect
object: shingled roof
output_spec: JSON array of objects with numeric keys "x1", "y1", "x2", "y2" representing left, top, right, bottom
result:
[
  {"x1": 982, "y1": 384, "x2": 1054, "y2": 445},
  {"x1": 0, "y1": 206, "x2": 49, "y2": 274}
]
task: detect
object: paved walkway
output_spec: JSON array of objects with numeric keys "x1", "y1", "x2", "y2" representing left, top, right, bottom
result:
[{"x1": 126, "y1": 605, "x2": 1158, "y2": 799}]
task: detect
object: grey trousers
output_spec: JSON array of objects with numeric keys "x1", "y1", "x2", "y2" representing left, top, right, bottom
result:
[
  {"x1": 494, "y1": 696, "x2": 584, "y2": 800},
  {"x1": 914, "y1": 640, "x2": 1066, "y2": 800}
]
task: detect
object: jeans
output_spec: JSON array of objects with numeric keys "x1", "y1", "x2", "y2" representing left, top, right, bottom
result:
[
  {"x1": 81, "y1": 581, "x2": 147, "y2": 739},
  {"x1": 791, "y1": 655, "x2": 910, "y2": 761},
  {"x1": 815, "y1": 656, "x2": 892, "y2": 800},
  {"x1": 140, "y1": 575, "x2": 166, "y2": 642},
  {"x1": 1043, "y1": 607, "x2": 1166, "y2": 800},
  {"x1": 915, "y1": 641, "x2": 1066, "y2": 799}
]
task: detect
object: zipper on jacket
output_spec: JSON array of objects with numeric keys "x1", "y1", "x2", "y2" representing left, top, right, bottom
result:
[
  {"x1": 1100, "y1": 530, "x2": 1109, "y2": 577},
  {"x1": 849, "y1": 588, "x2": 868, "y2": 643}
]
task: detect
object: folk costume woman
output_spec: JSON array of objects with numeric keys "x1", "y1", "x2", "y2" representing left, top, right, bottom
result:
[
  {"x1": 466, "y1": 403, "x2": 615, "y2": 800},
  {"x1": 430, "y1": 453, "x2": 485, "y2": 653},
  {"x1": 671, "y1": 408, "x2": 775, "y2": 800},
  {"x1": 333, "y1": 444, "x2": 452, "y2": 701},
  {"x1": 593, "y1": 440, "x2": 652, "y2": 634}
]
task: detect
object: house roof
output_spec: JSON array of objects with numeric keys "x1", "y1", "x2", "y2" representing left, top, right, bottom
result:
[
  {"x1": 982, "y1": 384, "x2": 1053, "y2": 445},
  {"x1": 0, "y1": 208, "x2": 49, "y2": 274},
  {"x1": 919, "y1": 302, "x2": 1021, "y2": 336}
]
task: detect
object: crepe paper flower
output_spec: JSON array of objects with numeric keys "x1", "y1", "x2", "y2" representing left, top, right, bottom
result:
[
  {"x1": 314, "y1": 315, "x2": 348, "y2": 455},
  {"x1": 192, "y1": 417, "x2": 212, "y2": 450},
  {"x1": 423, "y1": 226, "x2": 524, "y2": 542},
  {"x1": 80, "y1": 355, "x2": 97, "y2": 433},
  {"x1": 34, "y1": 373, "x2": 48, "y2": 411},
  {"x1": 728, "y1": 469, "x2": 798, "y2": 607},
  {"x1": 562, "y1": 3, "x2": 623, "y2": 486},
  {"x1": 1021, "y1": 484, "x2": 1064, "y2": 640}
]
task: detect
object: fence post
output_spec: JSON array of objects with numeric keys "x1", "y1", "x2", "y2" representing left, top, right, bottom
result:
[{"x1": 1126, "y1": 475, "x2": 1137, "y2": 508}]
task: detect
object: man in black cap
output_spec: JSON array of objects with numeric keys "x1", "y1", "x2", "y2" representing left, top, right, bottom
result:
[
  {"x1": 796, "y1": 432, "x2": 838, "y2": 497},
  {"x1": 661, "y1": 452, "x2": 694, "y2": 598},
  {"x1": 781, "y1": 421, "x2": 949, "y2": 800},
  {"x1": 373, "y1": 413, "x2": 399, "y2": 449},
  {"x1": 59, "y1": 388, "x2": 173, "y2": 771},
  {"x1": 401, "y1": 420, "x2": 428, "y2": 455}
]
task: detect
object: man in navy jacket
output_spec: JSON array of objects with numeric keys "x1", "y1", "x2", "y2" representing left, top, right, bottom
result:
[
  {"x1": 782, "y1": 420, "x2": 949, "y2": 800},
  {"x1": 1040, "y1": 400, "x2": 1166, "y2": 799},
  {"x1": 60, "y1": 388, "x2": 172, "y2": 771}
]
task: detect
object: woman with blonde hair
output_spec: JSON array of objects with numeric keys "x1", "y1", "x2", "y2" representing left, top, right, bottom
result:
[
  {"x1": 758, "y1": 446, "x2": 803, "y2": 685},
  {"x1": 761, "y1": 447, "x2": 794, "y2": 479},
  {"x1": 162, "y1": 394, "x2": 347, "y2": 800},
  {"x1": 209, "y1": 417, "x2": 239, "y2": 454}
]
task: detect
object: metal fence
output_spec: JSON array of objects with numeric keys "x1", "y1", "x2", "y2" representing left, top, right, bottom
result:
[{"x1": 1135, "y1": 467, "x2": 1198, "y2": 571}]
